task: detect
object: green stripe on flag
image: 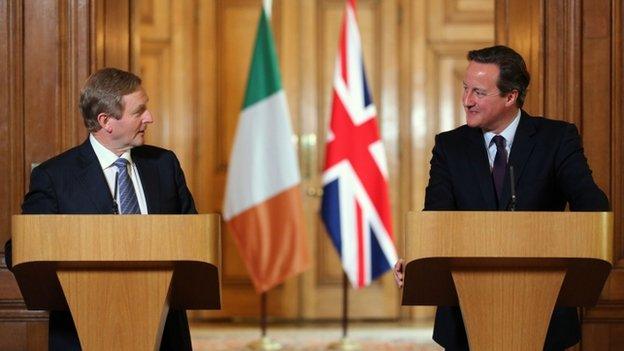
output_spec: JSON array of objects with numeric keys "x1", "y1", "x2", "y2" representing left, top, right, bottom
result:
[{"x1": 242, "y1": 9, "x2": 282, "y2": 109}]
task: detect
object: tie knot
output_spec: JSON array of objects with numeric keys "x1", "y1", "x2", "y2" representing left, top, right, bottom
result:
[
  {"x1": 492, "y1": 135, "x2": 506, "y2": 149},
  {"x1": 113, "y1": 158, "x2": 129, "y2": 170}
]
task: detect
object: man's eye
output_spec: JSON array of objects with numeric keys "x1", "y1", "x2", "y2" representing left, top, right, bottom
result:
[{"x1": 474, "y1": 90, "x2": 486, "y2": 97}]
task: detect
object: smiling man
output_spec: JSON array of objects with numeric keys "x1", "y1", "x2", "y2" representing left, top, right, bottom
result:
[
  {"x1": 395, "y1": 46, "x2": 608, "y2": 350},
  {"x1": 6, "y1": 68, "x2": 196, "y2": 350}
]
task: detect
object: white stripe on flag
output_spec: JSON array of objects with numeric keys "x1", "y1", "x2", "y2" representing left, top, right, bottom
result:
[
  {"x1": 263, "y1": 0, "x2": 272, "y2": 19},
  {"x1": 223, "y1": 91, "x2": 300, "y2": 220}
]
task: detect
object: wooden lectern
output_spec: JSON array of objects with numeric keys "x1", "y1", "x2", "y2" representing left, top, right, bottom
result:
[
  {"x1": 402, "y1": 211, "x2": 612, "y2": 350},
  {"x1": 11, "y1": 214, "x2": 221, "y2": 351}
]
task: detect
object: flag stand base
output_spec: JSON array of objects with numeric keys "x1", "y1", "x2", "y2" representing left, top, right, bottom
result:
[
  {"x1": 327, "y1": 337, "x2": 361, "y2": 350},
  {"x1": 249, "y1": 293, "x2": 282, "y2": 350},
  {"x1": 327, "y1": 274, "x2": 361, "y2": 350},
  {"x1": 247, "y1": 336, "x2": 283, "y2": 350}
]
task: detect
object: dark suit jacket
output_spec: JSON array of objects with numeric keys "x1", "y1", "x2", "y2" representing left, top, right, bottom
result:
[
  {"x1": 424, "y1": 111, "x2": 609, "y2": 350},
  {"x1": 6, "y1": 138, "x2": 197, "y2": 351}
]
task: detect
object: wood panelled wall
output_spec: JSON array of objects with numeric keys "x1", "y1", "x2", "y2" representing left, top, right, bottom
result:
[
  {"x1": 401, "y1": 0, "x2": 495, "y2": 319},
  {"x1": 0, "y1": 0, "x2": 132, "y2": 349},
  {"x1": 132, "y1": 0, "x2": 408, "y2": 320},
  {"x1": 0, "y1": 0, "x2": 622, "y2": 350},
  {"x1": 497, "y1": 0, "x2": 624, "y2": 349},
  {"x1": 132, "y1": 0, "x2": 493, "y2": 321}
]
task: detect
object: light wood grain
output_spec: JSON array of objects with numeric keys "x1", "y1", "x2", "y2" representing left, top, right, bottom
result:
[
  {"x1": 404, "y1": 0, "x2": 495, "y2": 321},
  {"x1": 403, "y1": 211, "x2": 613, "y2": 350},
  {"x1": 57, "y1": 269, "x2": 172, "y2": 351},
  {"x1": 453, "y1": 269, "x2": 565, "y2": 350},
  {"x1": 12, "y1": 214, "x2": 220, "y2": 263},
  {"x1": 131, "y1": 0, "x2": 494, "y2": 322},
  {"x1": 495, "y1": 1, "x2": 624, "y2": 346},
  {"x1": 11, "y1": 214, "x2": 221, "y2": 350},
  {"x1": 405, "y1": 211, "x2": 612, "y2": 260}
]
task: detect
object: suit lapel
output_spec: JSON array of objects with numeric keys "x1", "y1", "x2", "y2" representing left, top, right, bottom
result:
[
  {"x1": 499, "y1": 111, "x2": 537, "y2": 210},
  {"x1": 133, "y1": 150, "x2": 160, "y2": 214},
  {"x1": 75, "y1": 139, "x2": 115, "y2": 214},
  {"x1": 463, "y1": 128, "x2": 498, "y2": 210}
]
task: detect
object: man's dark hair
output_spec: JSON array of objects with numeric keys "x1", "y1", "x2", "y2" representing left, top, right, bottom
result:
[
  {"x1": 79, "y1": 68, "x2": 142, "y2": 132},
  {"x1": 467, "y1": 45, "x2": 530, "y2": 108}
]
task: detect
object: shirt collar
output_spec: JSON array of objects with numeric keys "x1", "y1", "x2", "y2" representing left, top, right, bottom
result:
[
  {"x1": 89, "y1": 134, "x2": 133, "y2": 170},
  {"x1": 483, "y1": 109, "x2": 522, "y2": 148}
]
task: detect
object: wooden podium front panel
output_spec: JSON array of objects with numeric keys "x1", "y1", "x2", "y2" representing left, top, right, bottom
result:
[
  {"x1": 57, "y1": 269, "x2": 173, "y2": 351},
  {"x1": 453, "y1": 269, "x2": 565, "y2": 351}
]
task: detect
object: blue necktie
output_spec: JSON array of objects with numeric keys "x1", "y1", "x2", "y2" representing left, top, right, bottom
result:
[
  {"x1": 491, "y1": 135, "x2": 508, "y2": 201},
  {"x1": 114, "y1": 158, "x2": 141, "y2": 214}
]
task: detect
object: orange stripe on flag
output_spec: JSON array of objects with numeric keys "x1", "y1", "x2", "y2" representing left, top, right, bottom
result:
[{"x1": 226, "y1": 185, "x2": 310, "y2": 293}]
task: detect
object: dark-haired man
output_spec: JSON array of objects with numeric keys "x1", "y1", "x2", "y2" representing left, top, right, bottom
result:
[
  {"x1": 394, "y1": 45, "x2": 608, "y2": 350},
  {"x1": 6, "y1": 68, "x2": 195, "y2": 350}
]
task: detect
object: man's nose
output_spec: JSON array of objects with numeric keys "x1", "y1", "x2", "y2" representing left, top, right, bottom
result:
[
  {"x1": 463, "y1": 91, "x2": 475, "y2": 107},
  {"x1": 143, "y1": 110, "x2": 154, "y2": 123}
]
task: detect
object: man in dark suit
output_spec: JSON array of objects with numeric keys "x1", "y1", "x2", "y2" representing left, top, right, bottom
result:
[
  {"x1": 5, "y1": 68, "x2": 196, "y2": 350},
  {"x1": 394, "y1": 45, "x2": 609, "y2": 350}
]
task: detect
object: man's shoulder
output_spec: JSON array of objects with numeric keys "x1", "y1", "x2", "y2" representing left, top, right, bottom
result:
[
  {"x1": 441, "y1": 124, "x2": 473, "y2": 135},
  {"x1": 435, "y1": 124, "x2": 476, "y2": 143},
  {"x1": 131, "y1": 144, "x2": 178, "y2": 162},
  {"x1": 436, "y1": 115, "x2": 575, "y2": 138},
  {"x1": 521, "y1": 114, "x2": 578, "y2": 138},
  {"x1": 34, "y1": 142, "x2": 88, "y2": 173},
  {"x1": 524, "y1": 113, "x2": 571, "y2": 127},
  {"x1": 36, "y1": 142, "x2": 180, "y2": 171}
]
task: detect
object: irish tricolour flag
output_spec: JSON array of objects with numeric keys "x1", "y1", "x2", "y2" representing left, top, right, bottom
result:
[{"x1": 223, "y1": 2, "x2": 310, "y2": 293}]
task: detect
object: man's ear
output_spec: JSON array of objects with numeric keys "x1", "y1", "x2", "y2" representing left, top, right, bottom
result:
[
  {"x1": 96, "y1": 113, "x2": 112, "y2": 133},
  {"x1": 505, "y1": 90, "x2": 519, "y2": 107}
]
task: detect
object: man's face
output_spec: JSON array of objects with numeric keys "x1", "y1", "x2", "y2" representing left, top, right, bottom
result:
[
  {"x1": 108, "y1": 87, "x2": 153, "y2": 152},
  {"x1": 462, "y1": 61, "x2": 517, "y2": 133}
]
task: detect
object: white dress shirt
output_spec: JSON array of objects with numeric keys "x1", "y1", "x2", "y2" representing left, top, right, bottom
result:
[
  {"x1": 89, "y1": 134, "x2": 148, "y2": 214},
  {"x1": 483, "y1": 109, "x2": 521, "y2": 169}
]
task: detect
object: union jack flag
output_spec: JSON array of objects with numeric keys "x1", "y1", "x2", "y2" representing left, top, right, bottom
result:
[{"x1": 321, "y1": 0, "x2": 398, "y2": 288}]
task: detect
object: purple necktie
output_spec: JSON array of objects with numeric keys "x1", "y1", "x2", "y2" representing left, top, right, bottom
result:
[{"x1": 491, "y1": 135, "x2": 507, "y2": 200}]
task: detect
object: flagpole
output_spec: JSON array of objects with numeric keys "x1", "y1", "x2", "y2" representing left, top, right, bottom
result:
[
  {"x1": 261, "y1": 292, "x2": 267, "y2": 337},
  {"x1": 248, "y1": 292, "x2": 282, "y2": 351},
  {"x1": 328, "y1": 272, "x2": 361, "y2": 350},
  {"x1": 341, "y1": 272, "x2": 348, "y2": 338}
]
